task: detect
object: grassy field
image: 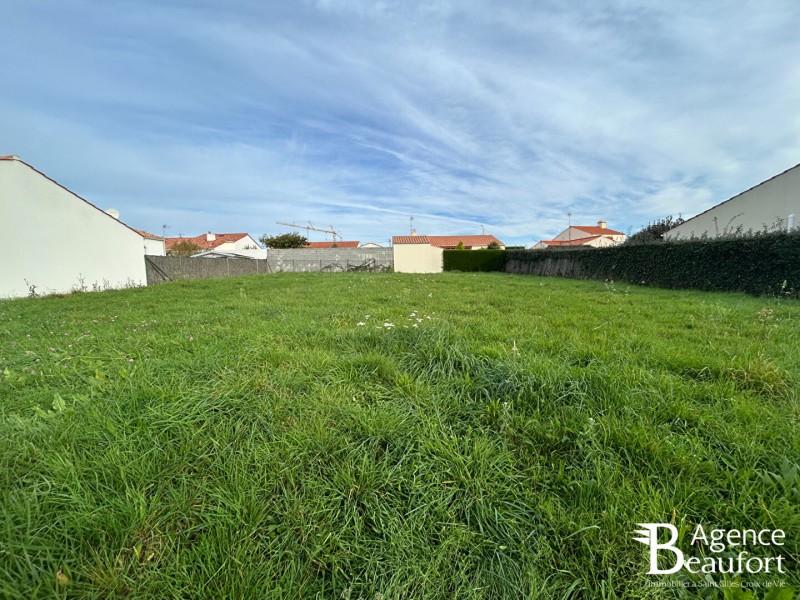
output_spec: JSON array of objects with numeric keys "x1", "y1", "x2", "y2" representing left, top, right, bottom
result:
[{"x1": 1, "y1": 273, "x2": 798, "y2": 599}]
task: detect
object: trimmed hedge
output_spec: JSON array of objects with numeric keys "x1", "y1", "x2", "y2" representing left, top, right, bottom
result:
[
  {"x1": 443, "y1": 249, "x2": 507, "y2": 272},
  {"x1": 505, "y1": 232, "x2": 800, "y2": 296}
]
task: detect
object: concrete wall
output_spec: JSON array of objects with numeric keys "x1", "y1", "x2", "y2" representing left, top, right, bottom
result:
[
  {"x1": 267, "y1": 248, "x2": 392, "y2": 273},
  {"x1": 665, "y1": 163, "x2": 800, "y2": 239},
  {"x1": 146, "y1": 248, "x2": 393, "y2": 284},
  {"x1": 0, "y1": 158, "x2": 147, "y2": 298},
  {"x1": 393, "y1": 244, "x2": 443, "y2": 273},
  {"x1": 146, "y1": 256, "x2": 270, "y2": 284}
]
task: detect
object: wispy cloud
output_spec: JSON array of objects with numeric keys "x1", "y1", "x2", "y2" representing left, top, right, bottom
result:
[{"x1": 2, "y1": 0, "x2": 798, "y2": 244}]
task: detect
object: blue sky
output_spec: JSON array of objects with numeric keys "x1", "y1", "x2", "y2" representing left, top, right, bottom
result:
[{"x1": 2, "y1": 1, "x2": 799, "y2": 246}]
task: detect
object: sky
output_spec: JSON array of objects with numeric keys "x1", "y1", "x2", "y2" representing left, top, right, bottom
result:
[{"x1": 2, "y1": 1, "x2": 799, "y2": 247}]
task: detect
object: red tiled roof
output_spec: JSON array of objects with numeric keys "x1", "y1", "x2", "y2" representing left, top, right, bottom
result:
[
  {"x1": 133, "y1": 228, "x2": 165, "y2": 241},
  {"x1": 306, "y1": 241, "x2": 360, "y2": 248},
  {"x1": 392, "y1": 236, "x2": 431, "y2": 244},
  {"x1": 572, "y1": 225, "x2": 624, "y2": 236},
  {"x1": 428, "y1": 235, "x2": 504, "y2": 248},
  {"x1": 165, "y1": 233, "x2": 252, "y2": 250},
  {"x1": 540, "y1": 235, "x2": 603, "y2": 246},
  {"x1": 392, "y1": 234, "x2": 505, "y2": 248},
  {"x1": 0, "y1": 155, "x2": 20, "y2": 160}
]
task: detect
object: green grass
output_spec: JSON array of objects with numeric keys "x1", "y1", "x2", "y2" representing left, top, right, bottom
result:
[{"x1": 1, "y1": 273, "x2": 798, "y2": 599}]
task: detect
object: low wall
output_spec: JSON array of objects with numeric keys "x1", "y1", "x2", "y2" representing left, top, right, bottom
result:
[
  {"x1": 145, "y1": 248, "x2": 392, "y2": 285},
  {"x1": 267, "y1": 248, "x2": 392, "y2": 273}
]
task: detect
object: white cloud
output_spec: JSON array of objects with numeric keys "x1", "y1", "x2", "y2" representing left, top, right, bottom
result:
[{"x1": 1, "y1": 0, "x2": 798, "y2": 245}]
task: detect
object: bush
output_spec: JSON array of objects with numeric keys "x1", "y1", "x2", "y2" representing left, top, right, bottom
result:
[
  {"x1": 625, "y1": 215, "x2": 685, "y2": 245},
  {"x1": 443, "y1": 249, "x2": 507, "y2": 272},
  {"x1": 167, "y1": 240, "x2": 202, "y2": 257},
  {"x1": 506, "y1": 232, "x2": 800, "y2": 296},
  {"x1": 260, "y1": 232, "x2": 308, "y2": 248}
]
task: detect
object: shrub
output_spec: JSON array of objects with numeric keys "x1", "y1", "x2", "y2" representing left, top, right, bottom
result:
[
  {"x1": 625, "y1": 215, "x2": 685, "y2": 245},
  {"x1": 444, "y1": 249, "x2": 507, "y2": 272},
  {"x1": 167, "y1": 240, "x2": 202, "y2": 257},
  {"x1": 260, "y1": 232, "x2": 309, "y2": 248},
  {"x1": 506, "y1": 232, "x2": 800, "y2": 296}
]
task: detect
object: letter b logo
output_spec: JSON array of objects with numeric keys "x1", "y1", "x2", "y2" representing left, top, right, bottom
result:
[{"x1": 633, "y1": 523, "x2": 684, "y2": 574}]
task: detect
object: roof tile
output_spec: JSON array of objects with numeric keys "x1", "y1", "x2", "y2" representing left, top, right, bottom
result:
[
  {"x1": 165, "y1": 233, "x2": 252, "y2": 250},
  {"x1": 572, "y1": 225, "x2": 624, "y2": 236}
]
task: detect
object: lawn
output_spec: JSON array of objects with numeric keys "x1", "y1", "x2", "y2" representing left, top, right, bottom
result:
[{"x1": 1, "y1": 273, "x2": 798, "y2": 599}]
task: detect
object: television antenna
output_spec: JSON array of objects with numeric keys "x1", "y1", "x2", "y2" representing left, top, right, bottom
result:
[{"x1": 276, "y1": 221, "x2": 340, "y2": 242}]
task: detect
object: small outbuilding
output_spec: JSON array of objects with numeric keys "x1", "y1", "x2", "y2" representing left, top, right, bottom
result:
[{"x1": 391, "y1": 233, "x2": 506, "y2": 273}]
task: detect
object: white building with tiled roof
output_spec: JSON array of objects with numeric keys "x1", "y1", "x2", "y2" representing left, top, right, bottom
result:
[
  {"x1": 392, "y1": 234, "x2": 505, "y2": 249},
  {"x1": 0, "y1": 155, "x2": 148, "y2": 298},
  {"x1": 390, "y1": 232, "x2": 506, "y2": 273},
  {"x1": 133, "y1": 229, "x2": 166, "y2": 256},
  {"x1": 165, "y1": 232, "x2": 261, "y2": 254},
  {"x1": 533, "y1": 220, "x2": 626, "y2": 249}
]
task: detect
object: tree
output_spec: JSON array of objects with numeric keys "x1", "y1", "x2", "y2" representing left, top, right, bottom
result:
[
  {"x1": 487, "y1": 241, "x2": 501, "y2": 249},
  {"x1": 456, "y1": 240, "x2": 465, "y2": 250},
  {"x1": 259, "y1": 232, "x2": 309, "y2": 248},
  {"x1": 168, "y1": 240, "x2": 202, "y2": 256},
  {"x1": 626, "y1": 215, "x2": 685, "y2": 245}
]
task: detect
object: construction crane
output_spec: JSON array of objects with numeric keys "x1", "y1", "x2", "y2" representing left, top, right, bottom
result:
[{"x1": 276, "y1": 221, "x2": 340, "y2": 242}]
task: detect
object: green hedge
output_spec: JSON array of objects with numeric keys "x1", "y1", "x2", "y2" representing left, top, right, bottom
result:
[
  {"x1": 505, "y1": 232, "x2": 800, "y2": 296},
  {"x1": 443, "y1": 249, "x2": 507, "y2": 272}
]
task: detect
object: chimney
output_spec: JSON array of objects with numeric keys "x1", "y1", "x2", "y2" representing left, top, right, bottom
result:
[
  {"x1": 411, "y1": 229, "x2": 417, "y2": 236},
  {"x1": 206, "y1": 232, "x2": 216, "y2": 242},
  {"x1": 597, "y1": 220, "x2": 607, "y2": 229}
]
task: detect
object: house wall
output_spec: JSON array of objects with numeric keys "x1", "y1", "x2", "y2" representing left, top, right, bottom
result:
[
  {"x1": 0, "y1": 158, "x2": 147, "y2": 298},
  {"x1": 587, "y1": 236, "x2": 619, "y2": 248},
  {"x1": 552, "y1": 228, "x2": 625, "y2": 243},
  {"x1": 665, "y1": 163, "x2": 800, "y2": 240},
  {"x1": 143, "y1": 238, "x2": 166, "y2": 256},
  {"x1": 552, "y1": 227, "x2": 591, "y2": 241},
  {"x1": 393, "y1": 244, "x2": 443, "y2": 273},
  {"x1": 215, "y1": 235, "x2": 261, "y2": 252},
  {"x1": 532, "y1": 236, "x2": 617, "y2": 250},
  {"x1": 228, "y1": 248, "x2": 268, "y2": 259}
]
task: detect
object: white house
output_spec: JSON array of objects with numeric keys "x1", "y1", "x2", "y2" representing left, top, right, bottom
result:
[
  {"x1": 0, "y1": 155, "x2": 148, "y2": 298},
  {"x1": 533, "y1": 220, "x2": 626, "y2": 249},
  {"x1": 664, "y1": 163, "x2": 800, "y2": 239},
  {"x1": 165, "y1": 232, "x2": 262, "y2": 255},
  {"x1": 390, "y1": 233, "x2": 505, "y2": 273},
  {"x1": 133, "y1": 229, "x2": 166, "y2": 256},
  {"x1": 392, "y1": 236, "x2": 444, "y2": 273}
]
